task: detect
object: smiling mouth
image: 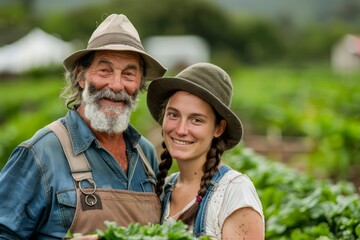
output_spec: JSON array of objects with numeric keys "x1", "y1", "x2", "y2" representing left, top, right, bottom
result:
[
  {"x1": 172, "y1": 138, "x2": 193, "y2": 145},
  {"x1": 100, "y1": 98, "x2": 126, "y2": 106},
  {"x1": 102, "y1": 97, "x2": 127, "y2": 103}
]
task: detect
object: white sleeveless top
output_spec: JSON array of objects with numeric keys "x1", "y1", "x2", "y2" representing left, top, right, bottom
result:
[{"x1": 163, "y1": 170, "x2": 264, "y2": 240}]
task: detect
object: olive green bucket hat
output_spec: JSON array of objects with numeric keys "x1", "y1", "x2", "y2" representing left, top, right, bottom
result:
[
  {"x1": 147, "y1": 62, "x2": 243, "y2": 149},
  {"x1": 63, "y1": 14, "x2": 167, "y2": 80}
]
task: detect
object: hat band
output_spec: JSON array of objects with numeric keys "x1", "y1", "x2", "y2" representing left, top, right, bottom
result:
[{"x1": 88, "y1": 33, "x2": 144, "y2": 51}]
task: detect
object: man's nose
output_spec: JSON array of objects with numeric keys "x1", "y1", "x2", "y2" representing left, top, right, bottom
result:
[{"x1": 108, "y1": 72, "x2": 124, "y2": 92}]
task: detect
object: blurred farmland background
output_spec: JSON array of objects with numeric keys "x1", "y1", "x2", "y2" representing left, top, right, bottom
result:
[{"x1": 1, "y1": 0, "x2": 360, "y2": 238}]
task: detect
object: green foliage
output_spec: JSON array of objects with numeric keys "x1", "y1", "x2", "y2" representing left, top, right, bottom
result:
[
  {"x1": 286, "y1": 21, "x2": 354, "y2": 62},
  {"x1": 1, "y1": 65, "x2": 359, "y2": 182},
  {"x1": 2, "y1": 0, "x2": 359, "y2": 65},
  {"x1": 37, "y1": 0, "x2": 287, "y2": 66},
  {"x1": 97, "y1": 221, "x2": 210, "y2": 240},
  {"x1": 0, "y1": 78, "x2": 66, "y2": 169},
  {"x1": 1, "y1": 68, "x2": 360, "y2": 239},
  {"x1": 224, "y1": 147, "x2": 360, "y2": 240},
  {"x1": 232, "y1": 66, "x2": 360, "y2": 181},
  {"x1": 67, "y1": 221, "x2": 209, "y2": 240}
]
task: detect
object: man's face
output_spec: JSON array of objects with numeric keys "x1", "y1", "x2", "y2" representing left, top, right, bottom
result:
[{"x1": 79, "y1": 51, "x2": 142, "y2": 134}]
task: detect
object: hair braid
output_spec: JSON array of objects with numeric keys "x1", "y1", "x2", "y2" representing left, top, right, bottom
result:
[
  {"x1": 155, "y1": 141, "x2": 173, "y2": 197},
  {"x1": 177, "y1": 137, "x2": 226, "y2": 226}
]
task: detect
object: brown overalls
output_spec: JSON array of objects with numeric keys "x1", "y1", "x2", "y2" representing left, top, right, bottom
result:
[{"x1": 48, "y1": 121, "x2": 161, "y2": 237}]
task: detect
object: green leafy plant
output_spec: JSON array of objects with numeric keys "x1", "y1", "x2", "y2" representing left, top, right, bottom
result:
[
  {"x1": 67, "y1": 221, "x2": 209, "y2": 240},
  {"x1": 231, "y1": 67, "x2": 360, "y2": 182},
  {"x1": 224, "y1": 147, "x2": 360, "y2": 240}
]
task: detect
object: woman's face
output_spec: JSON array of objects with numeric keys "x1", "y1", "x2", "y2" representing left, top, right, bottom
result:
[{"x1": 162, "y1": 91, "x2": 226, "y2": 163}]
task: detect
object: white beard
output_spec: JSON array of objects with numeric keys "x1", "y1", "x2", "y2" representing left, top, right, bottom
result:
[{"x1": 82, "y1": 83, "x2": 138, "y2": 134}]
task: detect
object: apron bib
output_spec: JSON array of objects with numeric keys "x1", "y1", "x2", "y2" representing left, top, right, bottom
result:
[
  {"x1": 48, "y1": 120, "x2": 161, "y2": 237},
  {"x1": 69, "y1": 189, "x2": 160, "y2": 234}
]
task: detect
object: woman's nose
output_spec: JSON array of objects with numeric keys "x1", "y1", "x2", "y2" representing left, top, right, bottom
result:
[{"x1": 175, "y1": 120, "x2": 188, "y2": 135}]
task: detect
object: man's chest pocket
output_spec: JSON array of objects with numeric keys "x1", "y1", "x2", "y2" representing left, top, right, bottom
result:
[{"x1": 56, "y1": 189, "x2": 76, "y2": 229}]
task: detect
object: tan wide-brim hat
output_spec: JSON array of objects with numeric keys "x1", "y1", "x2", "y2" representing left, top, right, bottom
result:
[
  {"x1": 147, "y1": 62, "x2": 243, "y2": 150},
  {"x1": 63, "y1": 14, "x2": 167, "y2": 80}
]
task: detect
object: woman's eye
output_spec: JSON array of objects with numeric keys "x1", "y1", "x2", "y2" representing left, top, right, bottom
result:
[
  {"x1": 166, "y1": 112, "x2": 178, "y2": 119},
  {"x1": 191, "y1": 118, "x2": 204, "y2": 124}
]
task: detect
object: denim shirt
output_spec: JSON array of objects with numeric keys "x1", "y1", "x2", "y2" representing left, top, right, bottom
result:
[{"x1": 0, "y1": 110, "x2": 158, "y2": 239}]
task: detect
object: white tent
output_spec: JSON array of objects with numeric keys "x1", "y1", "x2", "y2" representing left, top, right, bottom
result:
[
  {"x1": 144, "y1": 35, "x2": 210, "y2": 71},
  {"x1": 0, "y1": 28, "x2": 74, "y2": 74}
]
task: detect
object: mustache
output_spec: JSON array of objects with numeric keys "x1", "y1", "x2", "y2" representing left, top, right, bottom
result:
[{"x1": 87, "y1": 84, "x2": 137, "y2": 106}]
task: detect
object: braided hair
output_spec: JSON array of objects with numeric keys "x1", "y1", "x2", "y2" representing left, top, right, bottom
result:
[
  {"x1": 155, "y1": 103, "x2": 227, "y2": 225},
  {"x1": 155, "y1": 141, "x2": 173, "y2": 197}
]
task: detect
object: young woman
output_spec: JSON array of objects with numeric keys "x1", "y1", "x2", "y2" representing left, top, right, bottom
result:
[{"x1": 146, "y1": 63, "x2": 264, "y2": 239}]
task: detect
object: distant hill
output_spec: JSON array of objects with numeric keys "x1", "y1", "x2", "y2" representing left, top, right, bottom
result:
[
  {"x1": 32, "y1": 0, "x2": 112, "y2": 14},
  {"x1": 210, "y1": 0, "x2": 360, "y2": 29},
  {"x1": 2, "y1": 0, "x2": 359, "y2": 30},
  {"x1": 32, "y1": 0, "x2": 360, "y2": 30}
]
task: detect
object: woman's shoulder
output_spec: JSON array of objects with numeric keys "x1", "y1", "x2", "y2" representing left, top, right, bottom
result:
[
  {"x1": 214, "y1": 168, "x2": 264, "y2": 222},
  {"x1": 204, "y1": 168, "x2": 264, "y2": 238},
  {"x1": 217, "y1": 168, "x2": 260, "y2": 204},
  {"x1": 220, "y1": 168, "x2": 253, "y2": 185}
]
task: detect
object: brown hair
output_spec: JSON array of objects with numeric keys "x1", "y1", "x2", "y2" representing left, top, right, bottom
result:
[{"x1": 155, "y1": 100, "x2": 227, "y2": 225}]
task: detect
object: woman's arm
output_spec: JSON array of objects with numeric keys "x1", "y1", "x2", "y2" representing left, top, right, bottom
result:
[{"x1": 222, "y1": 207, "x2": 264, "y2": 240}]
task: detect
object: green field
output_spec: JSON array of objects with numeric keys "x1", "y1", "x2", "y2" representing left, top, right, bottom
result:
[
  {"x1": 1, "y1": 66, "x2": 360, "y2": 239},
  {"x1": 1, "y1": 66, "x2": 360, "y2": 181}
]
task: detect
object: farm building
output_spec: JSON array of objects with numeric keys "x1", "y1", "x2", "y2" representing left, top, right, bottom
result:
[{"x1": 331, "y1": 34, "x2": 360, "y2": 74}]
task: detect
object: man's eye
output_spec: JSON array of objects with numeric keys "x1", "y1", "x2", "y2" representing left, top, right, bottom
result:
[
  {"x1": 124, "y1": 71, "x2": 134, "y2": 76},
  {"x1": 101, "y1": 69, "x2": 111, "y2": 73},
  {"x1": 123, "y1": 71, "x2": 136, "y2": 78}
]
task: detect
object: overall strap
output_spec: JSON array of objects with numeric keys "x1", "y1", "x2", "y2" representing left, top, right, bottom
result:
[
  {"x1": 160, "y1": 173, "x2": 179, "y2": 223},
  {"x1": 193, "y1": 165, "x2": 231, "y2": 237},
  {"x1": 135, "y1": 144, "x2": 156, "y2": 183},
  {"x1": 47, "y1": 120, "x2": 93, "y2": 182}
]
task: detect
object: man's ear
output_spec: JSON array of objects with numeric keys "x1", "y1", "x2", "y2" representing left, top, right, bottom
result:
[
  {"x1": 76, "y1": 67, "x2": 85, "y2": 89},
  {"x1": 214, "y1": 119, "x2": 227, "y2": 138},
  {"x1": 79, "y1": 79, "x2": 85, "y2": 89}
]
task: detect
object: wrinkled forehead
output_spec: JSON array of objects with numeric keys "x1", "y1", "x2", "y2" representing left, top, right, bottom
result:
[{"x1": 93, "y1": 50, "x2": 141, "y2": 63}]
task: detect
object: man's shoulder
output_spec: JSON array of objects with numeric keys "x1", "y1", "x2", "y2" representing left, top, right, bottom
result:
[
  {"x1": 19, "y1": 117, "x2": 68, "y2": 152},
  {"x1": 19, "y1": 124, "x2": 56, "y2": 149},
  {"x1": 138, "y1": 135, "x2": 155, "y2": 148}
]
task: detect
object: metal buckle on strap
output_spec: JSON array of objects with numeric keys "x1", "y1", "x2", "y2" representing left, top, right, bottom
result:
[{"x1": 78, "y1": 178, "x2": 98, "y2": 206}]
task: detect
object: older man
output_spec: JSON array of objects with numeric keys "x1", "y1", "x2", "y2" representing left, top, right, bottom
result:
[{"x1": 0, "y1": 14, "x2": 166, "y2": 239}]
